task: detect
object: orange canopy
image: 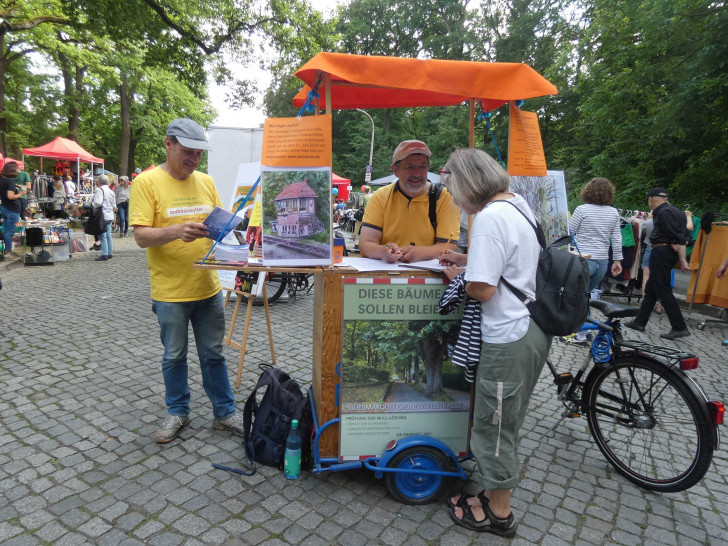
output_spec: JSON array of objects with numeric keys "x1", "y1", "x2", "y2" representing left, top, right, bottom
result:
[
  {"x1": 293, "y1": 53, "x2": 557, "y2": 111},
  {"x1": 23, "y1": 136, "x2": 104, "y2": 163}
]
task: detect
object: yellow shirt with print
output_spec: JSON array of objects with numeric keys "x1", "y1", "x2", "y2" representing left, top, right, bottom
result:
[
  {"x1": 362, "y1": 182, "x2": 460, "y2": 248},
  {"x1": 129, "y1": 167, "x2": 222, "y2": 302}
]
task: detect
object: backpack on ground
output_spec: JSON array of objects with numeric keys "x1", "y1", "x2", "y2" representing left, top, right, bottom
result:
[
  {"x1": 498, "y1": 201, "x2": 590, "y2": 337},
  {"x1": 242, "y1": 364, "x2": 313, "y2": 469}
]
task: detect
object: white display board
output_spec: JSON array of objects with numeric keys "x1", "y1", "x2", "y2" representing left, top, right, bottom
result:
[{"x1": 207, "y1": 126, "x2": 264, "y2": 209}]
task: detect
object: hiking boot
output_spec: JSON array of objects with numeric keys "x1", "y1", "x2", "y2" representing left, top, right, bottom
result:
[
  {"x1": 156, "y1": 415, "x2": 190, "y2": 443},
  {"x1": 660, "y1": 329, "x2": 691, "y2": 340},
  {"x1": 213, "y1": 412, "x2": 245, "y2": 435},
  {"x1": 624, "y1": 320, "x2": 645, "y2": 333}
]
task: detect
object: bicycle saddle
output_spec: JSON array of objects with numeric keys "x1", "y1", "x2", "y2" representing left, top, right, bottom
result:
[{"x1": 589, "y1": 299, "x2": 640, "y2": 318}]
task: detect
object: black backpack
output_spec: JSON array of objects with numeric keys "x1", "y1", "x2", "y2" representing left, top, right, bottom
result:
[
  {"x1": 497, "y1": 201, "x2": 590, "y2": 337},
  {"x1": 242, "y1": 364, "x2": 312, "y2": 469}
]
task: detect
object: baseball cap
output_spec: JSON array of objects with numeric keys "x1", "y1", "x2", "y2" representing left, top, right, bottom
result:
[
  {"x1": 392, "y1": 140, "x2": 431, "y2": 165},
  {"x1": 166, "y1": 118, "x2": 212, "y2": 151},
  {"x1": 647, "y1": 187, "x2": 668, "y2": 198}
]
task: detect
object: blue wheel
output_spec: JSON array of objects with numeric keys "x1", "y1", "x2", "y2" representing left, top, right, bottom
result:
[{"x1": 384, "y1": 446, "x2": 450, "y2": 505}]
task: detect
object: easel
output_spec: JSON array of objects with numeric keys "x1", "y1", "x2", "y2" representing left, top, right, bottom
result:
[{"x1": 223, "y1": 272, "x2": 276, "y2": 388}]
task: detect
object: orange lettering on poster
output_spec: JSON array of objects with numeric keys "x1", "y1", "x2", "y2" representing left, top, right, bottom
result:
[
  {"x1": 262, "y1": 115, "x2": 332, "y2": 167},
  {"x1": 507, "y1": 103, "x2": 547, "y2": 177}
]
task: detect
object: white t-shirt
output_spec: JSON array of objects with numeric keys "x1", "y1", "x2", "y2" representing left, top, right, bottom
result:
[{"x1": 465, "y1": 194, "x2": 541, "y2": 344}]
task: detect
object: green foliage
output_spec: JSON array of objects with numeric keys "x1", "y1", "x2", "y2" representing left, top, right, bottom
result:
[{"x1": 342, "y1": 364, "x2": 391, "y2": 384}]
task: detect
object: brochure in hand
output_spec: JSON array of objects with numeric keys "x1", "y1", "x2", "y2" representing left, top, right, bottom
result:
[{"x1": 203, "y1": 206, "x2": 246, "y2": 242}]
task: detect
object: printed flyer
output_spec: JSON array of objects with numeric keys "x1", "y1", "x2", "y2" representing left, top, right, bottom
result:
[{"x1": 339, "y1": 277, "x2": 470, "y2": 460}]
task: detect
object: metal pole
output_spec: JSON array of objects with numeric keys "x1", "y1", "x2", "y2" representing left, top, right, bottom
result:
[{"x1": 355, "y1": 109, "x2": 374, "y2": 182}]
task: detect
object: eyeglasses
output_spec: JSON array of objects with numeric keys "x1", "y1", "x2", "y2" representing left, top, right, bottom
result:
[{"x1": 438, "y1": 169, "x2": 451, "y2": 175}]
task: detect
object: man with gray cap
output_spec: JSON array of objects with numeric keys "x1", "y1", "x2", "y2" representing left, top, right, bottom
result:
[
  {"x1": 626, "y1": 187, "x2": 691, "y2": 340},
  {"x1": 359, "y1": 140, "x2": 459, "y2": 263},
  {"x1": 130, "y1": 118, "x2": 245, "y2": 443}
]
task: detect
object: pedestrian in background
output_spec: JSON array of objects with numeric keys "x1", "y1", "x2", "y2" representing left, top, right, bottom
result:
[
  {"x1": 116, "y1": 176, "x2": 130, "y2": 237},
  {"x1": 626, "y1": 187, "x2": 691, "y2": 340},
  {"x1": 1, "y1": 161, "x2": 28, "y2": 259},
  {"x1": 568, "y1": 177, "x2": 623, "y2": 291},
  {"x1": 92, "y1": 175, "x2": 116, "y2": 261},
  {"x1": 15, "y1": 166, "x2": 32, "y2": 221}
]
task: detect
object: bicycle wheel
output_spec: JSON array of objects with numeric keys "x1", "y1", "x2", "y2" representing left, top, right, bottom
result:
[{"x1": 583, "y1": 356, "x2": 714, "y2": 492}]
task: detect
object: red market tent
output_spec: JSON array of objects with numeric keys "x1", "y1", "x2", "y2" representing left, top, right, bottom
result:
[
  {"x1": 22, "y1": 137, "x2": 104, "y2": 180},
  {"x1": 332, "y1": 172, "x2": 350, "y2": 203},
  {"x1": 0, "y1": 153, "x2": 24, "y2": 170}
]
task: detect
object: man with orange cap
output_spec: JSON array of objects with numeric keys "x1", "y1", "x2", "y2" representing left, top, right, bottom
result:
[{"x1": 358, "y1": 140, "x2": 459, "y2": 263}]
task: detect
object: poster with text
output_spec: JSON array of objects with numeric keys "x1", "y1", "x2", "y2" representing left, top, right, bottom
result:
[
  {"x1": 339, "y1": 277, "x2": 470, "y2": 461},
  {"x1": 507, "y1": 102, "x2": 547, "y2": 177},
  {"x1": 260, "y1": 116, "x2": 332, "y2": 266},
  {"x1": 510, "y1": 170, "x2": 569, "y2": 244}
]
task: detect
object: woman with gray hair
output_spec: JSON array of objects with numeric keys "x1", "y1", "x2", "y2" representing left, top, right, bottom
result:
[
  {"x1": 116, "y1": 176, "x2": 130, "y2": 237},
  {"x1": 92, "y1": 175, "x2": 117, "y2": 261},
  {"x1": 438, "y1": 148, "x2": 552, "y2": 537}
]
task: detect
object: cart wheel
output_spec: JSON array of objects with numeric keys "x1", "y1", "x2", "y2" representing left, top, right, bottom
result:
[
  {"x1": 697, "y1": 322, "x2": 705, "y2": 330},
  {"x1": 384, "y1": 446, "x2": 450, "y2": 505}
]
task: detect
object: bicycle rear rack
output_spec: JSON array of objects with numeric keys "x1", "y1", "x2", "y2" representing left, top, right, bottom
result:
[{"x1": 616, "y1": 339, "x2": 696, "y2": 361}]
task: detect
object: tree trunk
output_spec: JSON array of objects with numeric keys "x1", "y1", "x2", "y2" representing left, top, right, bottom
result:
[
  {"x1": 67, "y1": 65, "x2": 84, "y2": 139},
  {"x1": 57, "y1": 50, "x2": 83, "y2": 140},
  {"x1": 421, "y1": 336, "x2": 444, "y2": 396},
  {"x1": 0, "y1": 32, "x2": 8, "y2": 138},
  {"x1": 118, "y1": 72, "x2": 132, "y2": 177}
]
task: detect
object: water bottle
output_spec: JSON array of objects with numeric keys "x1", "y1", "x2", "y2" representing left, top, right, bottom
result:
[{"x1": 284, "y1": 419, "x2": 301, "y2": 480}]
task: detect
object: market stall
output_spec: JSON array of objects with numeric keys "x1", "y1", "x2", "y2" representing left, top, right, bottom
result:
[
  {"x1": 193, "y1": 54, "x2": 558, "y2": 501},
  {"x1": 288, "y1": 52, "x2": 557, "y2": 459},
  {"x1": 0, "y1": 153, "x2": 24, "y2": 170},
  {"x1": 22, "y1": 137, "x2": 104, "y2": 191}
]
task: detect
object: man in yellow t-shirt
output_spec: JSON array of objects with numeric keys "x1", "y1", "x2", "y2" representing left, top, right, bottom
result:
[
  {"x1": 359, "y1": 140, "x2": 459, "y2": 263},
  {"x1": 130, "y1": 118, "x2": 244, "y2": 444}
]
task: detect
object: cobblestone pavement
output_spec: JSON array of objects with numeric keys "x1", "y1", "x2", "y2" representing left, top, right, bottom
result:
[{"x1": 1, "y1": 237, "x2": 727, "y2": 545}]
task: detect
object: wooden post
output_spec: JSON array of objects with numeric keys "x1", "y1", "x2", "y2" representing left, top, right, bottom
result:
[
  {"x1": 311, "y1": 269, "x2": 343, "y2": 457},
  {"x1": 469, "y1": 98, "x2": 475, "y2": 148}
]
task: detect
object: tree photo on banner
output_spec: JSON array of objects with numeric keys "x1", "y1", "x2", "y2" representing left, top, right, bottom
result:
[{"x1": 339, "y1": 277, "x2": 470, "y2": 460}]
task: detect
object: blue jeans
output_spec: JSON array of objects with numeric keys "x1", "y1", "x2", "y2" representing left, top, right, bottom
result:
[
  {"x1": 587, "y1": 259, "x2": 609, "y2": 292},
  {"x1": 1, "y1": 206, "x2": 20, "y2": 253},
  {"x1": 100, "y1": 220, "x2": 113, "y2": 256},
  {"x1": 152, "y1": 291, "x2": 236, "y2": 419},
  {"x1": 117, "y1": 202, "x2": 129, "y2": 234}
]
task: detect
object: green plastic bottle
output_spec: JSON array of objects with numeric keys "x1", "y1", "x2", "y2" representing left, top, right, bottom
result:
[{"x1": 284, "y1": 419, "x2": 301, "y2": 479}]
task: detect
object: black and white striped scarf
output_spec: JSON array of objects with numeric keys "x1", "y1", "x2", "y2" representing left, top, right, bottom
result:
[{"x1": 438, "y1": 272, "x2": 482, "y2": 382}]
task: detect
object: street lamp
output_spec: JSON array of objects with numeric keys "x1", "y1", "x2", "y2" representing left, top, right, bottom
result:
[{"x1": 356, "y1": 108, "x2": 374, "y2": 183}]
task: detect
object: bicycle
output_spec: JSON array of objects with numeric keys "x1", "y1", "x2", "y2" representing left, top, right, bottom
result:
[{"x1": 545, "y1": 298, "x2": 723, "y2": 492}]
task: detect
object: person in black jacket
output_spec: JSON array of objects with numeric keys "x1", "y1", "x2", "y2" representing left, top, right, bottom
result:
[
  {"x1": 626, "y1": 187, "x2": 691, "y2": 340},
  {"x1": 1, "y1": 161, "x2": 28, "y2": 260}
]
